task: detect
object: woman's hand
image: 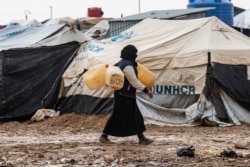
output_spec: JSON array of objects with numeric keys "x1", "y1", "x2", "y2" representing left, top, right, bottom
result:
[{"x1": 147, "y1": 90, "x2": 153, "y2": 98}]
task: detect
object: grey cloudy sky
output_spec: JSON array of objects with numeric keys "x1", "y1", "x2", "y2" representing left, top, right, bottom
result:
[{"x1": 0, "y1": 0, "x2": 249, "y2": 24}]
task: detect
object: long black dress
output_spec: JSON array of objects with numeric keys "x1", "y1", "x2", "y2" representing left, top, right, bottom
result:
[
  {"x1": 102, "y1": 45, "x2": 147, "y2": 137},
  {"x1": 103, "y1": 91, "x2": 146, "y2": 137},
  {"x1": 103, "y1": 54, "x2": 146, "y2": 137}
]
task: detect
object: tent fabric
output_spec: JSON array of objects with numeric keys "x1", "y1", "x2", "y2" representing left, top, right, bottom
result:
[
  {"x1": 30, "y1": 26, "x2": 90, "y2": 47},
  {"x1": 0, "y1": 24, "x2": 89, "y2": 51},
  {"x1": 213, "y1": 63, "x2": 250, "y2": 111},
  {"x1": 43, "y1": 17, "x2": 112, "y2": 32},
  {"x1": 57, "y1": 17, "x2": 250, "y2": 126},
  {"x1": 56, "y1": 94, "x2": 113, "y2": 115},
  {"x1": 82, "y1": 17, "x2": 250, "y2": 69},
  {"x1": 77, "y1": 17, "x2": 112, "y2": 31},
  {"x1": 0, "y1": 42, "x2": 80, "y2": 121},
  {"x1": 84, "y1": 20, "x2": 109, "y2": 40},
  {"x1": 234, "y1": 10, "x2": 250, "y2": 29},
  {"x1": 6, "y1": 19, "x2": 43, "y2": 27},
  {"x1": 0, "y1": 24, "x2": 65, "y2": 51},
  {"x1": 233, "y1": 10, "x2": 250, "y2": 36}
]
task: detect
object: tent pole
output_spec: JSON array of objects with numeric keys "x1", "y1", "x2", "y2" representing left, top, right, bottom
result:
[{"x1": 208, "y1": 52, "x2": 211, "y2": 64}]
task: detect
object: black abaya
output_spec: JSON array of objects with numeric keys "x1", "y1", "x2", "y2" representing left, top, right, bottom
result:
[{"x1": 103, "y1": 92, "x2": 146, "y2": 137}]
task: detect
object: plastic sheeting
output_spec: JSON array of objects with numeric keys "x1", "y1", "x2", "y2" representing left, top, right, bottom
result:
[
  {"x1": 137, "y1": 93, "x2": 201, "y2": 126},
  {"x1": 234, "y1": 10, "x2": 250, "y2": 29},
  {"x1": 0, "y1": 24, "x2": 89, "y2": 51},
  {"x1": 0, "y1": 24, "x2": 65, "y2": 51},
  {"x1": 0, "y1": 42, "x2": 80, "y2": 121}
]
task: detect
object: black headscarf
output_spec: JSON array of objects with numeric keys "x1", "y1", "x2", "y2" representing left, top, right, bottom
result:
[{"x1": 120, "y1": 45, "x2": 138, "y2": 62}]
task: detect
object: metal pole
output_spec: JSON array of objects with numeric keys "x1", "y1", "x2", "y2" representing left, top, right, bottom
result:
[
  {"x1": 49, "y1": 6, "x2": 53, "y2": 19},
  {"x1": 139, "y1": 0, "x2": 141, "y2": 13},
  {"x1": 24, "y1": 10, "x2": 31, "y2": 20}
]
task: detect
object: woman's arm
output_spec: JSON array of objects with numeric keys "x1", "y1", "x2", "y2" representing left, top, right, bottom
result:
[{"x1": 123, "y1": 66, "x2": 153, "y2": 98}]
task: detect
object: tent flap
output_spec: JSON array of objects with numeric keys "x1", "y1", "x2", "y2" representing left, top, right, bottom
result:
[{"x1": 0, "y1": 42, "x2": 80, "y2": 121}]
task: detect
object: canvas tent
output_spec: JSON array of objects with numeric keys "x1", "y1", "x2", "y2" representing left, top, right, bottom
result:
[
  {"x1": 233, "y1": 9, "x2": 250, "y2": 37},
  {"x1": 84, "y1": 20, "x2": 109, "y2": 39},
  {"x1": 0, "y1": 23, "x2": 89, "y2": 51},
  {"x1": 234, "y1": 9, "x2": 250, "y2": 29},
  {"x1": 0, "y1": 23, "x2": 90, "y2": 121},
  {"x1": 43, "y1": 17, "x2": 112, "y2": 33},
  {"x1": 0, "y1": 42, "x2": 80, "y2": 121},
  {"x1": 6, "y1": 19, "x2": 43, "y2": 27},
  {"x1": 57, "y1": 16, "x2": 250, "y2": 126}
]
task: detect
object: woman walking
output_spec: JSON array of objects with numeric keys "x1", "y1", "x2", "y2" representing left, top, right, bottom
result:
[{"x1": 99, "y1": 44, "x2": 154, "y2": 145}]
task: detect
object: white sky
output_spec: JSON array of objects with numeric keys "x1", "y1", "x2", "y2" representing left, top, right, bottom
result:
[{"x1": 0, "y1": 0, "x2": 249, "y2": 25}]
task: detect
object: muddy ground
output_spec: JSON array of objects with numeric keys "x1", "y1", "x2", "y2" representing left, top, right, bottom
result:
[{"x1": 0, "y1": 113, "x2": 250, "y2": 167}]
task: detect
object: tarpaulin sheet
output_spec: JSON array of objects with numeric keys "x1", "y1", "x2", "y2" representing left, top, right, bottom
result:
[
  {"x1": 0, "y1": 42, "x2": 80, "y2": 121},
  {"x1": 0, "y1": 24, "x2": 65, "y2": 51}
]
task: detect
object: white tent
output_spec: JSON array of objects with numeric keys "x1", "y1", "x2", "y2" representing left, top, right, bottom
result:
[
  {"x1": 234, "y1": 9, "x2": 250, "y2": 29},
  {"x1": 84, "y1": 20, "x2": 109, "y2": 39},
  {"x1": 58, "y1": 16, "x2": 250, "y2": 126},
  {"x1": 0, "y1": 23, "x2": 90, "y2": 51},
  {"x1": 6, "y1": 19, "x2": 43, "y2": 27}
]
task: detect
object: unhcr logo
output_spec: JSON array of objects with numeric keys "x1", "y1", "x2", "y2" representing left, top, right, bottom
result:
[
  {"x1": 110, "y1": 31, "x2": 134, "y2": 42},
  {"x1": 6, "y1": 30, "x2": 25, "y2": 37},
  {"x1": 85, "y1": 43, "x2": 104, "y2": 53},
  {"x1": 151, "y1": 85, "x2": 195, "y2": 95},
  {"x1": 84, "y1": 31, "x2": 134, "y2": 52}
]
